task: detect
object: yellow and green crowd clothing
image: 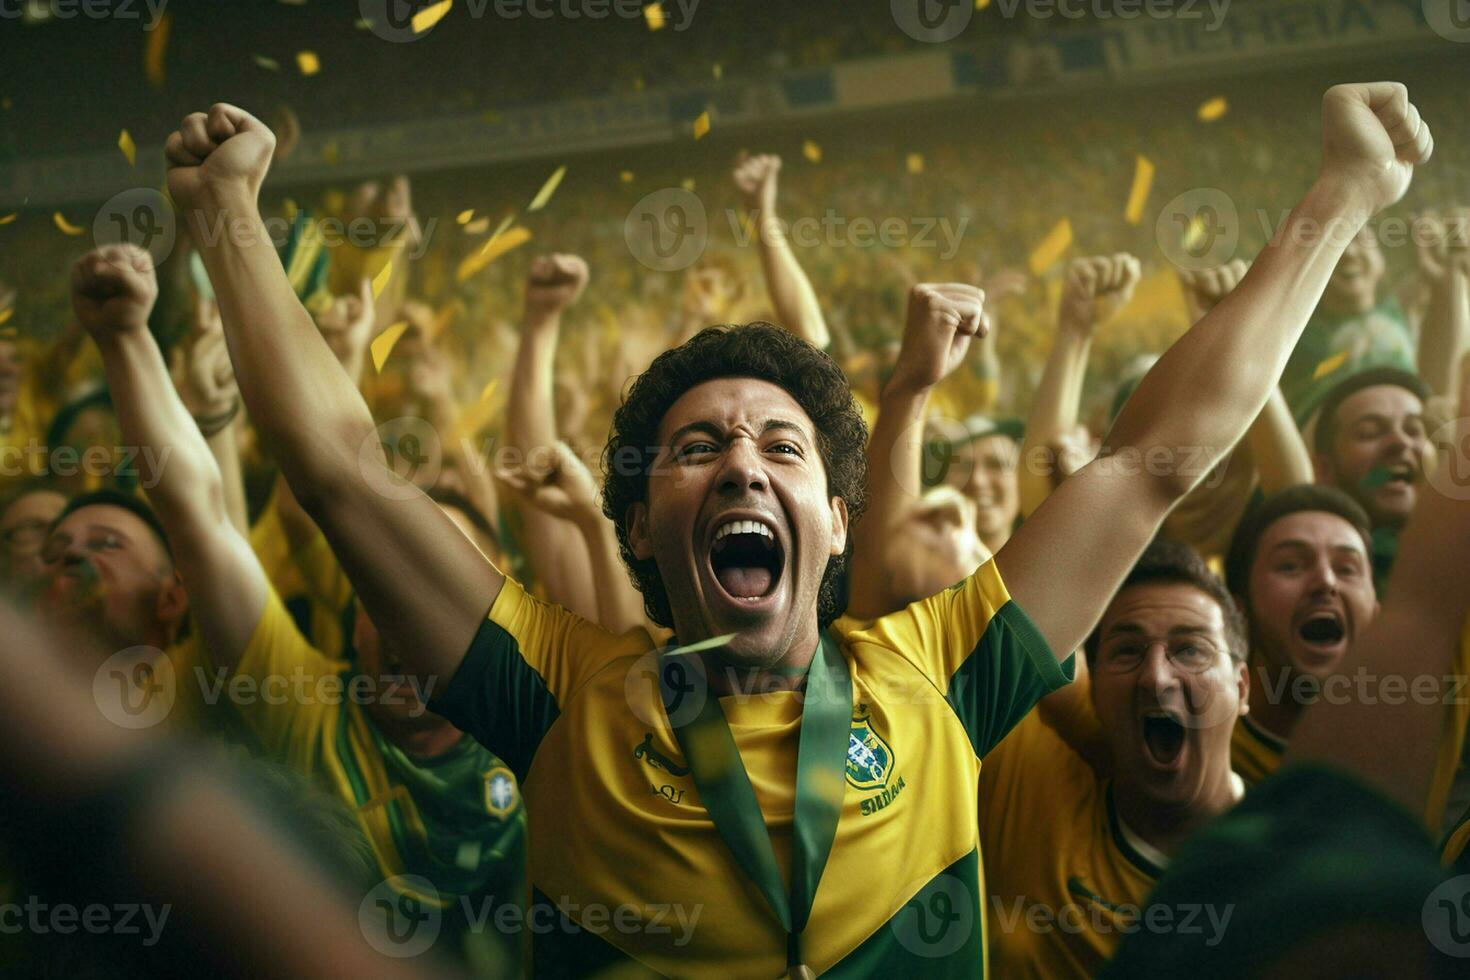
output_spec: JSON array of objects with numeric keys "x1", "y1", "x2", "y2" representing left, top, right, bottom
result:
[
  {"x1": 979, "y1": 713, "x2": 1164, "y2": 979},
  {"x1": 249, "y1": 484, "x2": 355, "y2": 660},
  {"x1": 430, "y1": 558, "x2": 1071, "y2": 978},
  {"x1": 226, "y1": 585, "x2": 527, "y2": 974},
  {"x1": 1282, "y1": 296, "x2": 1416, "y2": 425}
]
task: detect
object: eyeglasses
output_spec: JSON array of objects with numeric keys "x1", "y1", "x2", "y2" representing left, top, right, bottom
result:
[{"x1": 40, "y1": 529, "x2": 126, "y2": 566}]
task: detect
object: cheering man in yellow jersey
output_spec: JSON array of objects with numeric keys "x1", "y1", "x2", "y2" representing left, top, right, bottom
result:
[
  {"x1": 68, "y1": 245, "x2": 526, "y2": 974},
  {"x1": 981, "y1": 540, "x2": 1247, "y2": 978},
  {"x1": 166, "y1": 82, "x2": 1432, "y2": 977}
]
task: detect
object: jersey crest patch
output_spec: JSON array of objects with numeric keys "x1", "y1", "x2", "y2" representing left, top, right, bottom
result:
[
  {"x1": 484, "y1": 766, "x2": 518, "y2": 818},
  {"x1": 846, "y1": 706, "x2": 894, "y2": 791}
]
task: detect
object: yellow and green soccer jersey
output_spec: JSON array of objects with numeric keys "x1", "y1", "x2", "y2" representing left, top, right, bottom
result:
[
  {"x1": 228, "y1": 586, "x2": 526, "y2": 974},
  {"x1": 249, "y1": 486, "x2": 355, "y2": 660},
  {"x1": 979, "y1": 712, "x2": 1160, "y2": 980},
  {"x1": 1229, "y1": 713, "x2": 1287, "y2": 787},
  {"x1": 431, "y1": 558, "x2": 1071, "y2": 978}
]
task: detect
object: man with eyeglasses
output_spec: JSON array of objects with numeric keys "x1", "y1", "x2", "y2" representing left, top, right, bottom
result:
[
  {"x1": 0, "y1": 480, "x2": 66, "y2": 596},
  {"x1": 980, "y1": 540, "x2": 1247, "y2": 978}
]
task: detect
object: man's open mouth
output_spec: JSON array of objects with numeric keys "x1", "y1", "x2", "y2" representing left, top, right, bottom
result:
[
  {"x1": 1297, "y1": 610, "x2": 1346, "y2": 648},
  {"x1": 709, "y1": 519, "x2": 784, "y2": 601},
  {"x1": 1141, "y1": 709, "x2": 1186, "y2": 768}
]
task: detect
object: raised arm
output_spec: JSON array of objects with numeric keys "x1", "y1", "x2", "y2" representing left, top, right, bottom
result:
[
  {"x1": 169, "y1": 295, "x2": 249, "y2": 534},
  {"x1": 1412, "y1": 207, "x2": 1470, "y2": 398},
  {"x1": 1017, "y1": 254, "x2": 1140, "y2": 518},
  {"x1": 733, "y1": 153, "x2": 831, "y2": 349},
  {"x1": 71, "y1": 244, "x2": 266, "y2": 664},
  {"x1": 847, "y1": 283, "x2": 987, "y2": 620},
  {"x1": 164, "y1": 103, "x2": 500, "y2": 688},
  {"x1": 505, "y1": 254, "x2": 600, "y2": 622},
  {"x1": 996, "y1": 81, "x2": 1434, "y2": 659}
]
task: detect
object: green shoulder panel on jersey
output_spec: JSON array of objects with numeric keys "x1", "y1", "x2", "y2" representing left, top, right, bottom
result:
[
  {"x1": 947, "y1": 599, "x2": 1073, "y2": 758},
  {"x1": 430, "y1": 617, "x2": 560, "y2": 782}
]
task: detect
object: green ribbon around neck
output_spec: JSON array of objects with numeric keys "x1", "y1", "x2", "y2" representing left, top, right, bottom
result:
[{"x1": 659, "y1": 633, "x2": 852, "y2": 971}]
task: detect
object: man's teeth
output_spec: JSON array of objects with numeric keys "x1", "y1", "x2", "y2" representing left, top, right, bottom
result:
[{"x1": 714, "y1": 520, "x2": 773, "y2": 542}]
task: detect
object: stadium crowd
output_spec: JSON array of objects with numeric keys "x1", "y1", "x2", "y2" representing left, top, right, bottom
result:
[{"x1": 0, "y1": 59, "x2": 1469, "y2": 980}]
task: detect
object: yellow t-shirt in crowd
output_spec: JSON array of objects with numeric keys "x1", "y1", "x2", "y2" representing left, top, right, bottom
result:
[
  {"x1": 249, "y1": 486, "x2": 355, "y2": 660},
  {"x1": 980, "y1": 713, "x2": 1162, "y2": 979},
  {"x1": 430, "y1": 559, "x2": 1072, "y2": 978}
]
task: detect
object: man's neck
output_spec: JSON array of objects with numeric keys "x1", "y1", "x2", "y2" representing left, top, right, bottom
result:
[
  {"x1": 1247, "y1": 661, "x2": 1308, "y2": 742},
  {"x1": 704, "y1": 642, "x2": 818, "y2": 697},
  {"x1": 1113, "y1": 765, "x2": 1242, "y2": 858}
]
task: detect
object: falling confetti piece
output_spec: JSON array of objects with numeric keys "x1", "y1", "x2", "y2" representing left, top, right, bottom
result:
[
  {"x1": 456, "y1": 209, "x2": 475, "y2": 225},
  {"x1": 355, "y1": 18, "x2": 373, "y2": 29},
  {"x1": 490, "y1": 213, "x2": 515, "y2": 240},
  {"x1": 976, "y1": 0, "x2": 991, "y2": 8},
  {"x1": 692, "y1": 111, "x2": 711, "y2": 140},
  {"x1": 118, "y1": 129, "x2": 136, "y2": 168},
  {"x1": 1123, "y1": 155, "x2": 1154, "y2": 226},
  {"x1": 1028, "y1": 219, "x2": 1073, "y2": 275},
  {"x1": 1312, "y1": 351, "x2": 1349, "y2": 381},
  {"x1": 52, "y1": 212, "x2": 83, "y2": 236},
  {"x1": 452, "y1": 379, "x2": 501, "y2": 441},
  {"x1": 144, "y1": 11, "x2": 170, "y2": 89},
  {"x1": 0, "y1": 213, "x2": 16, "y2": 225},
  {"x1": 1197, "y1": 97, "x2": 1228, "y2": 122},
  {"x1": 456, "y1": 226, "x2": 532, "y2": 283},
  {"x1": 803, "y1": 140, "x2": 822, "y2": 164},
  {"x1": 296, "y1": 51, "x2": 320, "y2": 76},
  {"x1": 681, "y1": 177, "x2": 695, "y2": 192},
  {"x1": 0, "y1": 309, "x2": 11, "y2": 327},
  {"x1": 906, "y1": 153, "x2": 925, "y2": 175},
  {"x1": 322, "y1": 141, "x2": 339, "y2": 165},
  {"x1": 620, "y1": 171, "x2": 635, "y2": 183},
  {"x1": 645, "y1": 3, "x2": 665, "y2": 30},
  {"x1": 527, "y1": 165, "x2": 567, "y2": 212},
  {"x1": 370, "y1": 321, "x2": 410, "y2": 373},
  {"x1": 463, "y1": 216, "x2": 491, "y2": 234},
  {"x1": 665, "y1": 633, "x2": 737, "y2": 657},
  {"x1": 712, "y1": 63, "x2": 723, "y2": 80},
  {"x1": 412, "y1": 0, "x2": 453, "y2": 33},
  {"x1": 1181, "y1": 214, "x2": 1206, "y2": 252},
  {"x1": 253, "y1": 54, "x2": 280, "y2": 72},
  {"x1": 372, "y1": 258, "x2": 396, "y2": 299}
]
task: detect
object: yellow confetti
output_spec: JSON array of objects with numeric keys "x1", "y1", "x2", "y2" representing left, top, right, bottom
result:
[
  {"x1": 452, "y1": 380, "x2": 501, "y2": 441},
  {"x1": 0, "y1": 213, "x2": 16, "y2": 225},
  {"x1": 455, "y1": 226, "x2": 532, "y2": 283},
  {"x1": 1123, "y1": 155, "x2": 1154, "y2": 226},
  {"x1": 463, "y1": 216, "x2": 491, "y2": 234},
  {"x1": 372, "y1": 258, "x2": 396, "y2": 300},
  {"x1": 692, "y1": 111, "x2": 711, "y2": 141},
  {"x1": 712, "y1": 63, "x2": 722, "y2": 80},
  {"x1": 0, "y1": 309, "x2": 12, "y2": 327},
  {"x1": 1028, "y1": 219, "x2": 1073, "y2": 275},
  {"x1": 322, "y1": 141, "x2": 339, "y2": 165},
  {"x1": 644, "y1": 3, "x2": 665, "y2": 30},
  {"x1": 619, "y1": 170, "x2": 635, "y2": 183},
  {"x1": 1181, "y1": 214, "x2": 1206, "y2": 253},
  {"x1": 354, "y1": 17, "x2": 373, "y2": 29},
  {"x1": 296, "y1": 51, "x2": 320, "y2": 76},
  {"x1": 802, "y1": 140, "x2": 822, "y2": 164},
  {"x1": 282, "y1": 198, "x2": 298, "y2": 222},
  {"x1": 1313, "y1": 351, "x2": 1349, "y2": 381},
  {"x1": 490, "y1": 213, "x2": 515, "y2": 240},
  {"x1": 976, "y1": 0, "x2": 991, "y2": 8},
  {"x1": 52, "y1": 212, "x2": 83, "y2": 236},
  {"x1": 412, "y1": 0, "x2": 453, "y2": 33},
  {"x1": 144, "y1": 11, "x2": 170, "y2": 89},
  {"x1": 456, "y1": 209, "x2": 475, "y2": 225},
  {"x1": 118, "y1": 129, "x2": 136, "y2": 167},
  {"x1": 253, "y1": 54, "x2": 280, "y2": 72},
  {"x1": 681, "y1": 177, "x2": 696, "y2": 192},
  {"x1": 370, "y1": 321, "x2": 410, "y2": 373},
  {"x1": 1197, "y1": 97, "x2": 1228, "y2": 122},
  {"x1": 527, "y1": 165, "x2": 567, "y2": 212},
  {"x1": 906, "y1": 153, "x2": 925, "y2": 175}
]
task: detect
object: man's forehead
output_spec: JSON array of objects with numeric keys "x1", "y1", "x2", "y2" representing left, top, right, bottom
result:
[
  {"x1": 1259, "y1": 510, "x2": 1366, "y2": 554},
  {"x1": 1102, "y1": 582, "x2": 1224, "y2": 636},
  {"x1": 657, "y1": 377, "x2": 815, "y2": 441},
  {"x1": 51, "y1": 504, "x2": 148, "y2": 540},
  {"x1": 1337, "y1": 384, "x2": 1422, "y2": 424}
]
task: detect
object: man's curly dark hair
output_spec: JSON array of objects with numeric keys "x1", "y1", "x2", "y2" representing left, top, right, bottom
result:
[{"x1": 601, "y1": 324, "x2": 869, "y2": 630}]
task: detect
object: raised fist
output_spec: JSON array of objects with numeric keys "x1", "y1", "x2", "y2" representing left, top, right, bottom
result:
[
  {"x1": 1413, "y1": 207, "x2": 1470, "y2": 285},
  {"x1": 71, "y1": 244, "x2": 158, "y2": 340},
  {"x1": 497, "y1": 441, "x2": 601, "y2": 526},
  {"x1": 524, "y1": 254, "x2": 590, "y2": 324},
  {"x1": 887, "y1": 283, "x2": 988, "y2": 396},
  {"x1": 165, "y1": 103, "x2": 277, "y2": 211},
  {"x1": 314, "y1": 278, "x2": 376, "y2": 369},
  {"x1": 733, "y1": 153, "x2": 781, "y2": 214},
  {"x1": 1177, "y1": 259, "x2": 1249, "y2": 324},
  {"x1": 1059, "y1": 254, "x2": 1141, "y2": 332},
  {"x1": 1319, "y1": 82, "x2": 1433, "y2": 217},
  {"x1": 171, "y1": 296, "x2": 238, "y2": 419}
]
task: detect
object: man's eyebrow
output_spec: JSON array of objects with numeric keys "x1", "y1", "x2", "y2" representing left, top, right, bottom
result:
[
  {"x1": 761, "y1": 419, "x2": 812, "y2": 442},
  {"x1": 666, "y1": 421, "x2": 723, "y2": 446}
]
